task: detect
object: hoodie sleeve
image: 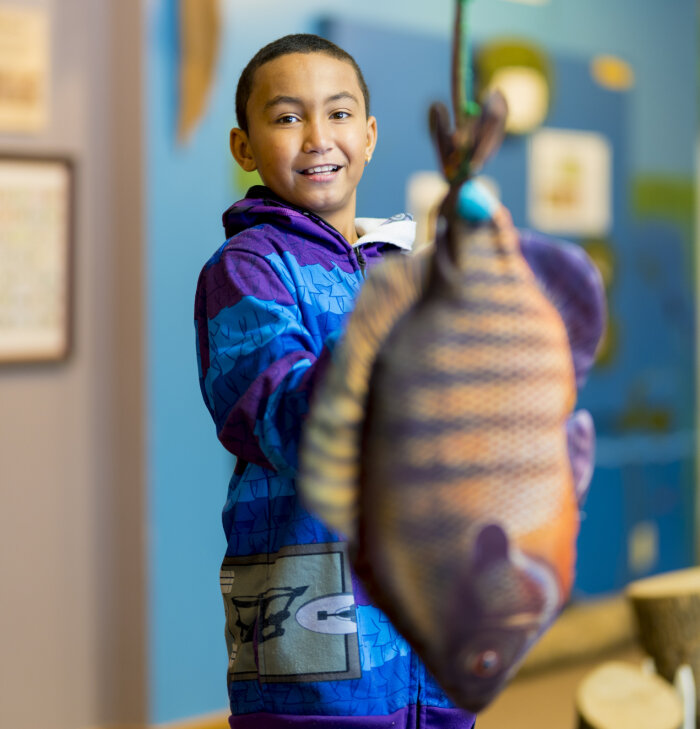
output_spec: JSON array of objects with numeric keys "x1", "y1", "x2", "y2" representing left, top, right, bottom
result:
[{"x1": 194, "y1": 246, "x2": 339, "y2": 476}]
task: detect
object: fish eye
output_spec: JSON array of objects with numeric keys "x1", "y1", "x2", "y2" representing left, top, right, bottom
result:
[{"x1": 465, "y1": 649, "x2": 501, "y2": 678}]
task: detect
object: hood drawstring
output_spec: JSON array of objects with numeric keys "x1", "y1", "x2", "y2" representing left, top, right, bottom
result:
[{"x1": 355, "y1": 247, "x2": 367, "y2": 278}]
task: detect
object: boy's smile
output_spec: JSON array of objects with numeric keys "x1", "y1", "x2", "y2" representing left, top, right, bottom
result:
[{"x1": 230, "y1": 53, "x2": 377, "y2": 243}]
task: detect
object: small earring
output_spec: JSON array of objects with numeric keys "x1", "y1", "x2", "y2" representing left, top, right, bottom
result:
[{"x1": 365, "y1": 157, "x2": 371, "y2": 166}]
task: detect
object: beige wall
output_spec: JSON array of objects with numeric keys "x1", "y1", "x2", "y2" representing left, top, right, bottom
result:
[{"x1": 0, "y1": 1, "x2": 146, "y2": 727}]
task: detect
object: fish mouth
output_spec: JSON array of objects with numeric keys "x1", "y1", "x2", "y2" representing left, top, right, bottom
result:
[
  {"x1": 297, "y1": 164, "x2": 342, "y2": 177},
  {"x1": 445, "y1": 664, "x2": 513, "y2": 713},
  {"x1": 455, "y1": 686, "x2": 505, "y2": 714}
]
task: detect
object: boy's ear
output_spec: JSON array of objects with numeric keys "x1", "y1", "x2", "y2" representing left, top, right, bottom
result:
[
  {"x1": 230, "y1": 127, "x2": 257, "y2": 172},
  {"x1": 365, "y1": 115, "x2": 378, "y2": 162}
]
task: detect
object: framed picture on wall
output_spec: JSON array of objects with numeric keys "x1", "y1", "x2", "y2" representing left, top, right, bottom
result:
[
  {"x1": 0, "y1": 155, "x2": 73, "y2": 363},
  {"x1": 528, "y1": 128, "x2": 612, "y2": 236}
]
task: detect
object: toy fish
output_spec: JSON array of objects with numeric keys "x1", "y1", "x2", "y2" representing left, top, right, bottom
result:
[
  {"x1": 301, "y1": 182, "x2": 603, "y2": 710},
  {"x1": 299, "y1": 0, "x2": 605, "y2": 713}
]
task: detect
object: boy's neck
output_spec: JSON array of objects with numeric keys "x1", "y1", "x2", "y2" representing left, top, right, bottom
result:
[
  {"x1": 304, "y1": 199, "x2": 359, "y2": 246},
  {"x1": 323, "y1": 211, "x2": 358, "y2": 246},
  {"x1": 252, "y1": 185, "x2": 359, "y2": 245}
]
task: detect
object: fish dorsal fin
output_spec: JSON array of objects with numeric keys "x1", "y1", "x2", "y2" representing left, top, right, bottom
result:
[{"x1": 519, "y1": 230, "x2": 607, "y2": 387}]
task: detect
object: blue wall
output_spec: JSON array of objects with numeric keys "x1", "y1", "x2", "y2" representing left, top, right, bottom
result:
[{"x1": 146, "y1": 0, "x2": 697, "y2": 722}]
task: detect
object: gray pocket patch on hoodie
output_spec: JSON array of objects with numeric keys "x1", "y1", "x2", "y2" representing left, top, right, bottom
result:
[{"x1": 220, "y1": 542, "x2": 361, "y2": 683}]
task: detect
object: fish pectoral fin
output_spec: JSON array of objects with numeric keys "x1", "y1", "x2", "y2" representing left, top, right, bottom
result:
[
  {"x1": 566, "y1": 409, "x2": 596, "y2": 507},
  {"x1": 472, "y1": 522, "x2": 510, "y2": 571},
  {"x1": 468, "y1": 524, "x2": 562, "y2": 624},
  {"x1": 449, "y1": 525, "x2": 561, "y2": 661}
]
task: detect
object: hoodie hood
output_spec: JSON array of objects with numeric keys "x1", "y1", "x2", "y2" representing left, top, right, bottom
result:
[
  {"x1": 355, "y1": 214, "x2": 415, "y2": 252},
  {"x1": 223, "y1": 186, "x2": 415, "y2": 255}
]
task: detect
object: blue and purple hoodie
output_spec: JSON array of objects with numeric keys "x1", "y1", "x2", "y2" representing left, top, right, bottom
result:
[{"x1": 194, "y1": 186, "x2": 478, "y2": 729}]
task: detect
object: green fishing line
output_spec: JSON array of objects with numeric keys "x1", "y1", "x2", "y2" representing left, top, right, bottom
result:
[{"x1": 456, "y1": 0, "x2": 481, "y2": 121}]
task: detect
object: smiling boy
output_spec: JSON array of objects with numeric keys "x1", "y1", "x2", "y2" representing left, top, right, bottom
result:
[
  {"x1": 230, "y1": 50, "x2": 376, "y2": 242},
  {"x1": 195, "y1": 34, "x2": 477, "y2": 728}
]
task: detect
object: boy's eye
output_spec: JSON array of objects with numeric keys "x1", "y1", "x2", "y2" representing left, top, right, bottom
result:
[
  {"x1": 331, "y1": 110, "x2": 351, "y2": 120},
  {"x1": 276, "y1": 114, "x2": 299, "y2": 124}
]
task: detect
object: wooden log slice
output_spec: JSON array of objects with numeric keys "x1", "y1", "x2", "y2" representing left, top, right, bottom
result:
[
  {"x1": 576, "y1": 661, "x2": 683, "y2": 729},
  {"x1": 627, "y1": 566, "x2": 700, "y2": 724}
]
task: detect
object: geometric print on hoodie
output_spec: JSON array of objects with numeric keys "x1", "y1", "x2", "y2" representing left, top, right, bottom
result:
[{"x1": 195, "y1": 186, "x2": 477, "y2": 729}]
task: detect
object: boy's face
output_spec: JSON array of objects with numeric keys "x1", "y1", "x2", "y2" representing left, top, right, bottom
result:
[{"x1": 231, "y1": 52, "x2": 377, "y2": 239}]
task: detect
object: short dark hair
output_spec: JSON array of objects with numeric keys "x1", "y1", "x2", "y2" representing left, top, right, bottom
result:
[{"x1": 235, "y1": 34, "x2": 371, "y2": 134}]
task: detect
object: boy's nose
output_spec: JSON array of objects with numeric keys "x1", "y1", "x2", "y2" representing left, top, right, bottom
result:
[{"x1": 302, "y1": 120, "x2": 333, "y2": 154}]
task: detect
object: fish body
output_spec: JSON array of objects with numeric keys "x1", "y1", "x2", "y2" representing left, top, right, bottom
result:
[
  {"x1": 355, "y1": 203, "x2": 577, "y2": 709},
  {"x1": 299, "y1": 182, "x2": 605, "y2": 711}
]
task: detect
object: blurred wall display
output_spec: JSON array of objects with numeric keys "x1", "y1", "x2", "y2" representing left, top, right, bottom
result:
[
  {"x1": 528, "y1": 128, "x2": 612, "y2": 236},
  {"x1": 0, "y1": 4, "x2": 49, "y2": 133},
  {"x1": 475, "y1": 39, "x2": 552, "y2": 135},
  {"x1": 0, "y1": 157, "x2": 72, "y2": 362},
  {"x1": 591, "y1": 54, "x2": 635, "y2": 92},
  {"x1": 177, "y1": 0, "x2": 221, "y2": 143},
  {"x1": 406, "y1": 170, "x2": 448, "y2": 251}
]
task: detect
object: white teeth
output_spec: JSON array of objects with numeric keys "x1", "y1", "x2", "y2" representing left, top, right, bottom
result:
[{"x1": 304, "y1": 165, "x2": 338, "y2": 174}]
